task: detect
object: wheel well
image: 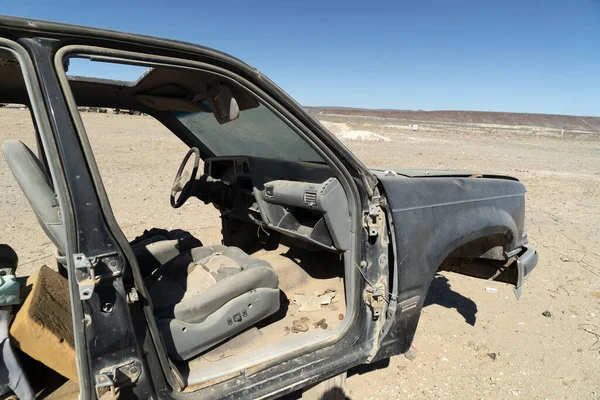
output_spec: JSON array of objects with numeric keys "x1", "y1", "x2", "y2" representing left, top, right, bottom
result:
[
  {"x1": 446, "y1": 232, "x2": 510, "y2": 261},
  {"x1": 436, "y1": 233, "x2": 519, "y2": 285}
]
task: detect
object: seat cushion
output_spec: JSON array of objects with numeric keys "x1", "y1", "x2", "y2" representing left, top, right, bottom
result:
[
  {"x1": 146, "y1": 245, "x2": 278, "y2": 323},
  {"x1": 148, "y1": 245, "x2": 280, "y2": 360}
]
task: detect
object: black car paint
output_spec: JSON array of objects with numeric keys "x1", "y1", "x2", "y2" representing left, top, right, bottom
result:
[{"x1": 0, "y1": 15, "x2": 537, "y2": 399}]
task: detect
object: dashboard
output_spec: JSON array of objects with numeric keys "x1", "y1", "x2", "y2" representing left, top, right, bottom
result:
[
  {"x1": 207, "y1": 158, "x2": 254, "y2": 193},
  {"x1": 203, "y1": 156, "x2": 350, "y2": 252}
]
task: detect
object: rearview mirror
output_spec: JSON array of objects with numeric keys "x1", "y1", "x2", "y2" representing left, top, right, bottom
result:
[{"x1": 209, "y1": 84, "x2": 240, "y2": 124}]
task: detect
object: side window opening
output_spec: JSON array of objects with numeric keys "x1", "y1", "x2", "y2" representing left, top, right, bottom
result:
[{"x1": 65, "y1": 58, "x2": 223, "y2": 244}]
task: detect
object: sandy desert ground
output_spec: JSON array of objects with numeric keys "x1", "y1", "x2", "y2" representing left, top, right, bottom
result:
[{"x1": 1, "y1": 108, "x2": 599, "y2": 399}]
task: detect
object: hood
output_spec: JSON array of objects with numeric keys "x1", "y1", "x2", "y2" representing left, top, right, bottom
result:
[{"x1": 369, "y1": 167, "x2": 519, "y2": 181}]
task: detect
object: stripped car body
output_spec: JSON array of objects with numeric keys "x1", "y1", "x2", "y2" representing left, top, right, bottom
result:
[{"x1": 0, "y1": 16, "x2": 537, "y2": 399}]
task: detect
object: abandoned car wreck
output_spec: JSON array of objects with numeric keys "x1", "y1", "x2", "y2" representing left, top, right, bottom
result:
[{"x1": 0, "y1": 16, "x2": 537, "y2": 399}]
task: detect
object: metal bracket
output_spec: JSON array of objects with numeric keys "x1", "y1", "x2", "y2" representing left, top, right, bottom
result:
[
  {"x1": 95, "y1": 374, "x2": 117, "y2": 399},
  {"x1": 127, "y1": 287, "x2": 139, "y2": 304},
  {"x1": 73, "y1": 253, "x2": 95, "y2": 300},
  {"x1": 365, "y1": 204, "x2": 383, "y2": 238},
  {"x1": 364, "y1": 285, "x2": 385, "y2": 320},
  {"x1": 95, "y1": 360, "x2": 142, "y2": 399},
  {"x1": 73, "y1": 252, "x2": 121, "y2": 300}
]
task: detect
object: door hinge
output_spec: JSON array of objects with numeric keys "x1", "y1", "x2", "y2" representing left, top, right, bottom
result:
[
  {"x1": 73, "y1": 252, "x2": 121, "y2": 300},
  {"x1": 364, "y1": 285, "x2": 385, "y2": 320},
  {"x1": 73, "y1": 253, "x2": 95, "y2": 300},
  {"x1": 95, "y1": 360, "x2": 142, "y2": 399}
]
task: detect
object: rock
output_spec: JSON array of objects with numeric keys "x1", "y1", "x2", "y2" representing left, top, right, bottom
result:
[
  {"x1": 542, "y1": 311, "x2": 552, "y2": 317},
  {"x1": 560, "y1": 256, "x2": 570, "y2": 262},
  {"x1": 487, "y1": 352, "x2": 497, "y2": 360},
  {"x1": 338, "y1": 313, "x2": 344, "y2": 320},
  {"x1": 404, "y1": 347, "x2": 417, "y2": 361}
]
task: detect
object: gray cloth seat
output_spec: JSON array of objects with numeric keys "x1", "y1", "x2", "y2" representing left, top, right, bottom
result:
[
  {"x1": 3, "y1": 140, "x2": 280, "y2": 361},
  {"x1": 145, "y1": 245, "x2": 280, "y2": 361},
  {"x1": 2, "y1": 140, "x2": 66, "y2": 254},
  {"x1": 2, "y1": 140, "x2": 198, "y2": 275}
]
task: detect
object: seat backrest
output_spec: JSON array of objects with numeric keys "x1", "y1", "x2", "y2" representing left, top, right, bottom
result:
[{"x1": 2, "y1": 139, "x2": 66, "y2": 253}]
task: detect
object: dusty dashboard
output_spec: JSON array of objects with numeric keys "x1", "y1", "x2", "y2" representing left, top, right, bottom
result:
[
  {"x1": 205, "y1": 157, "x2": 253, "y2": 192},
  {"x1": 204, "y1": 156, "x2": 350, "y2": 252}
]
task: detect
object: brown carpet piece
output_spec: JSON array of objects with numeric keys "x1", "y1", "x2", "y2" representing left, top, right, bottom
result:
[{"x1": 10, "y1": 265, "x2": 77, "y2": 382}]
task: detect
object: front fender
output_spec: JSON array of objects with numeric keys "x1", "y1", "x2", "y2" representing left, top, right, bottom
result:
[{"x1": 371, "y1": 174, "x2": 529, "y2": 361}]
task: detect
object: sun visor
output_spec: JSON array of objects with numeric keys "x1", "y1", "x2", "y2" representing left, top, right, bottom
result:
[
  {"x1": 134, "y1": 72, "x2": 259, "y2": 118},
  {"x1": 207, "y1": 84, "x2": 240, "y2": 124}
]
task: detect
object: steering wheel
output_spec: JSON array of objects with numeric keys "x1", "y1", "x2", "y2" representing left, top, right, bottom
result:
[{"x1": 170, "y1": 147, "x2": 200, "y2": 208}]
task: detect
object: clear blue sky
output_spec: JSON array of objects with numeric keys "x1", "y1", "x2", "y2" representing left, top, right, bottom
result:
[{"x1": 3, "y1": 0, "x2": 599, "y2": 116}]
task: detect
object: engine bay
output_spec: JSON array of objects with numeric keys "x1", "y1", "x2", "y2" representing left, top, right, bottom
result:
[{"x1": 203, "y1": 156, "x2": 351, "y2": 252}]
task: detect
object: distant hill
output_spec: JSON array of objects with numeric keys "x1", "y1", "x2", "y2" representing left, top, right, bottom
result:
[{"x1": 305, "y1": 107, "x2": 600, "y2": 133}]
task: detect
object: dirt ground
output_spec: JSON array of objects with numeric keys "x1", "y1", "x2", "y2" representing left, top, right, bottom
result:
[{"x1": 1, "y1": 108, "x2": 599, "y2": 399}]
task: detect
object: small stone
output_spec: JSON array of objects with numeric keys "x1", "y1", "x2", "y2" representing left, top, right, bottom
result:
[
  {"x1": 404, "y1": 347, "x2": 417, "y2": 361},
  {"x1": 542, "y1": 311, "x2": 552, "y2": 317},
  {"x1": 560, "y1": 256, "x2": 570, "y2": 262},
  {"x1": 487, "y1": 352, "x2": 497, "y2": 360},
  {"x1": 321, "y1": 322, "x2": 328, "y2": 329},
  {"x1": 338, "y1": 313, "x2": 344, "y2": 320}
]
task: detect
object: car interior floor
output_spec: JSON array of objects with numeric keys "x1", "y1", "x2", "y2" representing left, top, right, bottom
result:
[{"x1": 175, "y1": 242, "x2": 346, "y2": 379}]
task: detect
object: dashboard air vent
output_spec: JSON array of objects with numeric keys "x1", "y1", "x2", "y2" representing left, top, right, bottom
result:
[
  {"x1": 303, "y1": 190, "x2": 317, "y2": 206},
  {"x1": 265, "y1": 186, "x2": 274, "y2": 198}
]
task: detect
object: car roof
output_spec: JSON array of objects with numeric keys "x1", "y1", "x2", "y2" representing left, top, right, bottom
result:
[{"x1": 0, "y1": 14, "x2": 255, "y2": 72}]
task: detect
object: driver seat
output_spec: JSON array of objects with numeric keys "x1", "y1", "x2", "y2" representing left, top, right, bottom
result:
[{"x1": 145, "y1": 245, "x2": 280, "y2": 361}]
